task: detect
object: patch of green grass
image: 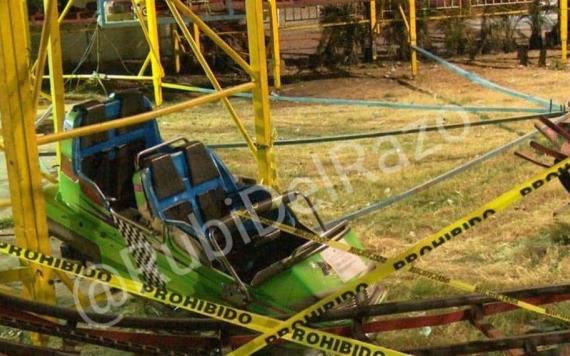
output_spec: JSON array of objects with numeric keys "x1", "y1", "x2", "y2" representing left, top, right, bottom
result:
[{"x1": 0, "y1": 217, "x2": 13, "y2": 230}]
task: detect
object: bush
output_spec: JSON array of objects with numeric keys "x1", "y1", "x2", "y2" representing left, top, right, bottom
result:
[{"x1": 315, "y1": 5, "x2": 369, "y2": 67}]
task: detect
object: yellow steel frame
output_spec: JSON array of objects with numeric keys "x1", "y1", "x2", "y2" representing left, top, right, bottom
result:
[
  {"x1": 0, "y1": 0, "x2": 278, "y2": 323},
  {"x1": 145, "y1": 0, "x2": 164, "y2": 105},
  {"x1": 193, "y1": 22, "x2": 201, "y2": 53},
  {"x1": 246, "y1": 0, "x2": 278, "y2": 186},
  {"x1": 43, "y1": 0, "x2": 66, "y2": 163},
  {"x1": 562, "y1": 0, "x2": 568, "y2": 65},
  {"x1": 268, "y1": 0, "x2": 282, "y2": 90},
  {"x1": 132, "y1": 0, "x2": 165, "y2": 80},
  {"x1": 36, "y1": 83, "x2": 255, "y2": 145},
  {"x1": 21, "y1": 0, "x2": 33, "y2": 65},
  {"x1": 370, "y1": 0, "x2": 378, "y2": 61},
  {"x1": 166, "y1": 0, "x2": 258, "y2": 156},
  {"x1": 0, "y1": 0, "x2": 56, "y2": 307},
  {"x1": 172, "y1": 26, "x2": 182, "y2": 73},
  {"x1": 409, "y1": 0, "x2": 418, "y2": 77},
  {"x1": 35, "y1": 0, "x2": 275, "y2": 184}
]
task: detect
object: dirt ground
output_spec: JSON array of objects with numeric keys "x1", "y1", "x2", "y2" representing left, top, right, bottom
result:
[{"x1": 159, "y1": 49, "x2": 570, "y2": 350}]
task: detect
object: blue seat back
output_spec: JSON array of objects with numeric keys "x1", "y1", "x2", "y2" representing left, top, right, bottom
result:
[
  {"x1": 141, "y1": 142, "x2": 240, "y2": 230},
  {"x1": 69, "y1": 91, "x2": 162, "y2": 210}
]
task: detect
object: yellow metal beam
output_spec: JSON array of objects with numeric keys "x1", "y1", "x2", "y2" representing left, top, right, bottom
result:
[
  {"x1": 32, "y1": 0, "x2": 55, "y2": 109},
  {"x1": 44, "y1": 0, "x2": 66, "y2": 165},
  {"x1": 55, "y1": 270, "x2": 112, "y2": 308},
  {"x1": 0, "y1": 0, "x2": 56, "y2": 305},
  {"x1": 370, "y1": 0, "x2": 378, "y2": 61},
  {"x1": 281, "y1": 19, "x2": 370, "y2": 32},
  {"x1": 36, "y1": 82, "x2": 255, "y2": 145},
  {"x1": 132, "y1": 0, "x2": 165, "y2": 79},
  {"x1": 0, "y1": 199, "x2": 11, "y2": 210},
  {"x1": 193, "y1": 23, "x2": 201, "y2": 54},
  {"x1": 165, "y1": 1, "x2": 258, "y2": 156},
  {"x1": 268, "y1": 0, "x2": 282, "y2": 90},
  {"x1": 58, "y1": 0, "x2": 75, "y2": 23},
  {"x1": 144, "y1": 0, "x2": 164, "y2": 106},
  {"x1": 21, "y1": 0, "x2": 32, "y2": 65},
  {"x1": 398, "y1": 5, "x2": 410, "y2": 33},
  {"x1": 409, "y1": 0, "x2": 418, "y2": 77},
  {"x1": 246, "y1": 0, "x2": 277, "y2": 187},
  {"x1": 138, "y1": 53, "x2": 152, "y2": 76},
  {"x1": 43, "y1": 74, "x2": 154, "y2": 81},
  {"x1": 171, "y1": 26, "x2": 181, "y2": 74},
  {"x1": 30, "y1": 0, "x2": 74, "y2": 74},
  {"x1": 562, "y1": 0, "x2": 568, "y2": 65},
  {"x1": 0, "y1": 267, "x2": 33, "y2": 284},
  {"x1": 0, "y1": 142, "x2": 59, "y2": 184},
  {"x1": 170, "y1": 0, "x2": 255, "y2": 77}
]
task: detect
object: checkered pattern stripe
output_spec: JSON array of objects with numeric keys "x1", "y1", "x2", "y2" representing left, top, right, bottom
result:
[{"x1": 111, "y1": 212, "x2": 165, "y2": 289}]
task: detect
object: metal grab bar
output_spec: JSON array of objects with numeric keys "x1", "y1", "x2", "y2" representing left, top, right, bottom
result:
[{"x1": 135, "y1": 137, "x2": 189, "y2": 169}]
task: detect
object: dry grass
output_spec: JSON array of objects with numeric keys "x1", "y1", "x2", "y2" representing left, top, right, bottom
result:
[{"x1": 159, "y1": 49, "x2": 570, "y2": 348}]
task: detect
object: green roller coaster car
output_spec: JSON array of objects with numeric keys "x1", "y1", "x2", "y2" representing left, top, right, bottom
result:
[{"x1": 45, "y1": 90, "x2": 379, "y2": 318}]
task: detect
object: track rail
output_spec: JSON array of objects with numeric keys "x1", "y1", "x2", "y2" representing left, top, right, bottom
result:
[{"x1": 1, "y1": 284, "x2": 569, "y2": 354}]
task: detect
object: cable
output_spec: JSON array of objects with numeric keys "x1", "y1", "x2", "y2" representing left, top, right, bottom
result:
[
  {"x1": 412, "y1": 45, "x2": 554, "y2": 109},
  {"x1": 208, "y1": 111, "x2": 564, "y2": 149},
  {"x1": 163, "y1": 84, "x2": 555, "y2": 114},
  {"x1": 327, "y1": 113, "x2": 568, "y2": 225}
]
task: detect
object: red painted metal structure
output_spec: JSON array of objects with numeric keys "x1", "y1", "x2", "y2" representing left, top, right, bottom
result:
[{"x1": 1, "y1": 284, "x2": 569, "y2": 354}]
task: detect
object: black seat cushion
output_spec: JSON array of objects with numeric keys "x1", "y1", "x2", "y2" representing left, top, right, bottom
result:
[
  {"x1": 77, "y1": 101, "x2": 108, "y2": 148},
  {"x1": 184, "y1": 142, "x2": 220, "y2": 186},
  {"x1": 150, "y1": 154, "x2": 185, "y2": 200},
  {"x1": 81, "y1": 151, "x2": 113, "y2": 197},
  {"x1": 197, "y1": 187, "x2": 226, "y2": 222},
  {"x1": 164, "y1": 201, "x2": 195, "y2": 223}
]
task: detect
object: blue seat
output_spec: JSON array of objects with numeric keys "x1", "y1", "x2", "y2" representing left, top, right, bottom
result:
[
  {"x1": 70, "y1": 90, "x2": 162, "y2": 210},
  {"x1": 140, "y1": 141, "x2": 241, "y2": 231},
  {"x1": 139, "y1": 142, "x2": 307, "y2": 284}
]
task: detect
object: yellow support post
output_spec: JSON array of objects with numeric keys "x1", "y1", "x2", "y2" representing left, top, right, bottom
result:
[
  {"x1": 58, "y1": 0, "x2": 75, "y2": 23},
  {"x1": 0, "y1": 199, "x2": 11, "y2": 210},
  {"x1": 21, "y1": 0, "x2": 32, "y2": 65},
  {"x1": 562, "y1": 0, "x2": 568, "y2": 65},
  {"x1": 268, "y1": 0, "x2": 282, "y2": 90},
  {"x1": 166, "y1": 0, "x2": 258, "y2": 156},
  {"x1": 171, "y1": 26, "x2": 181, "y2": 73},
  {"x1": 30, "y1": 0, "x2": 75, "y2": 74},
  {"x1": 245, "y1": 0, "x2": 277, "y2": 186},
  {"x1": 145, "y1": 0, "x2": 163, "y2": 105},
  {"x1": 0, "y1": 0, "x2": 56, "y2": 306},
  {"x1": 138, "y1": 52, "x2": 152, "y2": 76},
  {"x1": 0, "y1": 268, "x2": 33, "y2": 284},
  {"x1": 132, "y1": 0, "x2": 164, "y2": 78},
  {"x1": 193, "y1": 22, "x2": 201, "y2": 54},
  {"x1": 32, "y1": 0, "x2": 54, "y2": 107},
  {"x1": 44, "y1": 0, "x2": 66, "y2": 164},
  {"x1": 369, "y1": 0, "x2": 378, "y2": 61},
  {"x1": 170, "y1": 0, "x2": 254, "y2": 77},
  {"x1": 409, "y1": 0, "x2": 418, "y2": 77}
]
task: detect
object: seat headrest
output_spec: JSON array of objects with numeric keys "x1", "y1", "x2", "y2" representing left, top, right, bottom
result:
[
  {"x1": 114, "y1": 89, "x2": 147, "y2": 116},
  {"x1": 149, "y1": 154, "x2": 185, "y2": 200},
  {"x1": 114, "y1": 89, "x2": 150, "y2": 134},
  {"x1": 75, "y1": 100, "x2": 108, "y2": 148},
  {"x1": 184, "y1": 142, "x2": 220, "y2": 186}
]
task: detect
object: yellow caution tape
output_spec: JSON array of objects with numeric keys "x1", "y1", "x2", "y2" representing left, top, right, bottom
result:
[
  {"x1": 0, "y1": 241, "x2": 406, "y2": 356},
  {"x1": 237, "y1": 211, "x2": 570, "y2": 325},
  {"x1": 230, "y1": 158, "x2": 570, "y2": 355}
]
